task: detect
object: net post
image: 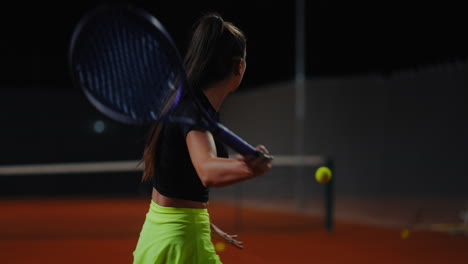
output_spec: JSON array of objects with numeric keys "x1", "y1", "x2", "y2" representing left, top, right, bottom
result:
[
  {"x1": 325, "y1": 158, "x2": 335, "y2": 232},
  {"x1": 294, "y1": 0, "x2": 306, "y2": 211}
]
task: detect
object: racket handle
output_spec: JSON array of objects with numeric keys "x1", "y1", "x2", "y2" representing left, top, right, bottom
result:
[{"x1": 215, "y1": 123, "x2": 273, "y2": 160}]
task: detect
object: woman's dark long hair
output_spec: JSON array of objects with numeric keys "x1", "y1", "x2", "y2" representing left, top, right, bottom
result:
[{"x1": 141, "y1": 13, "x2": 247, "y2": 182}]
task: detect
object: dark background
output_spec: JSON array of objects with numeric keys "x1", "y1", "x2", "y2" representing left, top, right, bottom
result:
[
  {"x1": 0, "y1": 0, "x2": 466, "y2": 196},
  {"x1": 1, "y1": 0, "x2": 466, "y2": 90}
]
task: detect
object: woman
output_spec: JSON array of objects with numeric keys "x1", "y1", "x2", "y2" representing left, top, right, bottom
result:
[{"x1": 133, "y1": 13, "x2": 272, "y2": 264}]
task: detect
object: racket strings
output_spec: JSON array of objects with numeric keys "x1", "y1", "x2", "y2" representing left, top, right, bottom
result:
[{"x1": 72, "y1": 8, "x2": 183, "y2": 123}]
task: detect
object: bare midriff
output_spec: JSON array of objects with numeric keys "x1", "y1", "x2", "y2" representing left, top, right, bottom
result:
[{"x1": 151, "y1": 187, "x2": 208, "y2": 209}]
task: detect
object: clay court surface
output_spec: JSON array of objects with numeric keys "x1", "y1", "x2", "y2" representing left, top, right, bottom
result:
[{"x1": 1, "y1": 198, "x2": 467, "y2": 264}]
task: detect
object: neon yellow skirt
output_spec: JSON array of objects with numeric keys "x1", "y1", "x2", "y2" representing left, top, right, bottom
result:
[{"x1": 133, "y1": 200, "x2": 222, "y2": 264}]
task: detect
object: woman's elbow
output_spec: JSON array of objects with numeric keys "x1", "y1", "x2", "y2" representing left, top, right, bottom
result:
[
  {"x1": 197, "y1": 166, "x2": 216, "y2": 188},
  {"x1": 200, "y1": 176, "x2": 215, "y2": 188}
]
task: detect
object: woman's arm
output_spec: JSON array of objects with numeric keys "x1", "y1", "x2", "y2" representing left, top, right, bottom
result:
[{"x1": 187, "y1": 130, "x2": 271, "y2": 188}]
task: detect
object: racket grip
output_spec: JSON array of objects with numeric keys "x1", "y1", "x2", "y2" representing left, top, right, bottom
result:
[{"x1": 215, "y1": 123, "x2": 273, "y2": 160}]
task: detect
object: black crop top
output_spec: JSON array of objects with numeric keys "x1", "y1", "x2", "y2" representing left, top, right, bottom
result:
[{"x1": 152, "y1": 91, "x2": 228, "y2": 202}]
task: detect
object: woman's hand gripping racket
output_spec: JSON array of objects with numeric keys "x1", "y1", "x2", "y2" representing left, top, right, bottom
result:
[{"x1": 69, "y1": 5, "x2": 272, "y2": 160}]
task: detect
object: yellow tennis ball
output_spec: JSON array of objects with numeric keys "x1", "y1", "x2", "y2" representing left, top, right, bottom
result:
[
  {"x1": 315, "y1": 166, "x2": 332, "y2": 183},
  {"x1": 214, "y1": 242, "x2": 226, "y2": 253},
  {"x1": 401, "y1": 229, "x2": 410, "y2": 239}
]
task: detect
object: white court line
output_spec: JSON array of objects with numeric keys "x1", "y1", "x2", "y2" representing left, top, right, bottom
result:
[{"x1": 0, "y1": 156, "x2": 326, "y2": 176}]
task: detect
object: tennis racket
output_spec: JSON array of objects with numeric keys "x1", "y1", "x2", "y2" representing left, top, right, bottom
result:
[{"x1": 69, "y1": 5, "x2": 271, "y2": 159}]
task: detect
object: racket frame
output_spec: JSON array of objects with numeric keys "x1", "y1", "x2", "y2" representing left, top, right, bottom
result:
[{"x1": 69, "y1": 5, "x2": 270, "y2": 159}]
